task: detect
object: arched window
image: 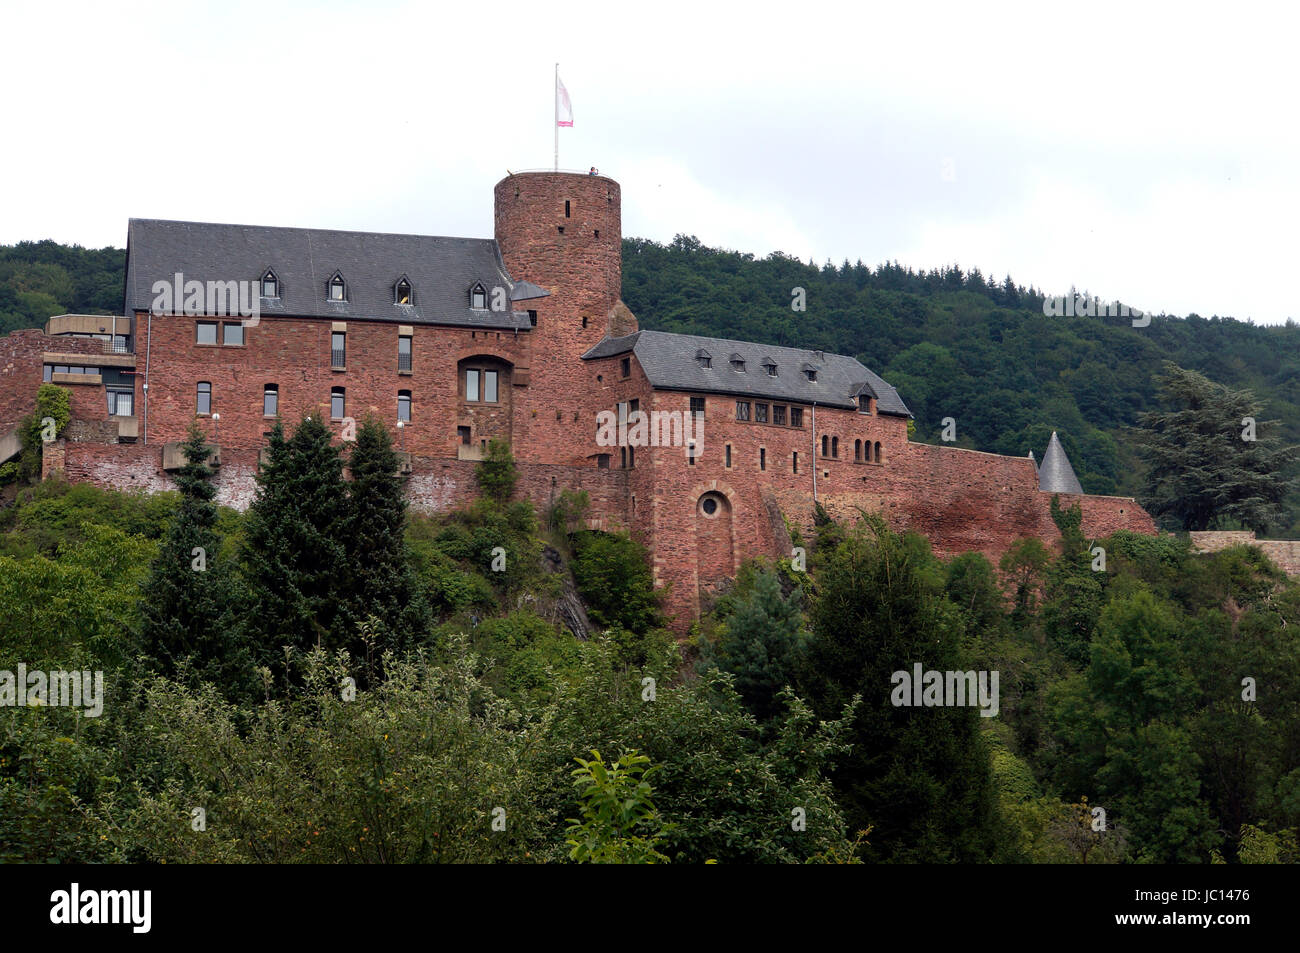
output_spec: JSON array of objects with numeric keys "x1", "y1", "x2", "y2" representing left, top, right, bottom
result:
[
  {"x1": 261, "y1": 269, "x2": 279, "y2": 298},
  {"x1": 874, "y1": 441, "x2": 882, "y2": 463},
  {"x1": 831, "y1": 436, "x2": 839, "y2": 458},
  {"x1": 263, "y1": 384, "x2": 278, "y2": 417},
  {"x1": 395, "y1": 277, "x2": 412, "y2": 305},
  {"x1": 821, "y1": 434, "x2": 829, "y2": 457},
  {"x1": 397, "y1": 390, "x2": 411, "y2": 422},
  {"x1": 855, "y1": 439, "x2": 862, "y2": 461},
  {"x1": 331, "y1": 387, "x2": 345, "y2": 419},
  {"x1": 328, "y1": 272, "x2": 346, "y2": 302}
]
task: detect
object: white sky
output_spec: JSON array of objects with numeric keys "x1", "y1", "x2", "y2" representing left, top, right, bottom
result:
[{"x1": 1, "y1": 0, "x2": 1295, "y2": 323}]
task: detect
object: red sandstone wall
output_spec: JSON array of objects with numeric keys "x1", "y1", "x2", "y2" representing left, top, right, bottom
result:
[
  {"x1": 136, "y1": 312, "x2": 533, "y2": 457},
  {"x1": 0, "y1": 330, "x2": 105, "y2": 433}
]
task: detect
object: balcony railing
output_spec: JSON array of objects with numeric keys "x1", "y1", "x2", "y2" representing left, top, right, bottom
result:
[
  {"x1": 398, "y1": 352, "x2": 412, "y2": 372},
  {"x1": 331, "y1": 348, "x2": 346, "y2": 369}
]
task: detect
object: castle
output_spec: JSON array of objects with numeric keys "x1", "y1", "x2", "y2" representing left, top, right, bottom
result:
[{"x1": 0, "y1": 171, "x2": 1158, "y2": 628}]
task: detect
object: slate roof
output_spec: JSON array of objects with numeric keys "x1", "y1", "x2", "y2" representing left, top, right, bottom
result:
[
  {"x1": 123, "y1": 219, "x2": 536, "y2": 330},
  {"x1": 583, "y1": 330, "x2": 912, "y2": 415},
  {"x1": 1038, "y1": 431, "x2": 1084, "y2": 493}
]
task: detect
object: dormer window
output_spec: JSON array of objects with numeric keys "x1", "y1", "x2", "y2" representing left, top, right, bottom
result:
[
  {"x1": 696, "y1": 348, "x2": 712, "y2": 369},
  {"x1": 802, "y1": 363, "x2": 818, "y2": 382},
  {"x1": 470, "y1": 283, "x2": 487, "y2": 310},
  {"x1": 730, "y1": 353, "x2": 746, "y2": 372},
  {"x1": 261, "y1": 269, "x2": 279, "y2": 298},
  {"x1": 762, "y1": 360, "x2": 777, "y2": 377},
  {"x1": 395, "y1": 277, "x2": 412, "y2": 305},
  {"x1": 328, "y1": 272, "x2": 346, "y2": 302}
]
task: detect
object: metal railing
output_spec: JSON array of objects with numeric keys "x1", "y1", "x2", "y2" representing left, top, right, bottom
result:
[{"x1": 331, "y1": 347, "x2": 346, "y2": 368}]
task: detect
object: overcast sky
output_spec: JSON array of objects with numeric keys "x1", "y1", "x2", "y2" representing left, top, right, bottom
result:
[{"x1": 2, "y1": 0, "x2": 1295, "y2": 323}]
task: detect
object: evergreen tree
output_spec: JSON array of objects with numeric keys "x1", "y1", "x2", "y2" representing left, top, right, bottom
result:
[
  {"x1": 1133, "y1": 363, "x2": 1300, "y2": 532},
  {"x1": 344, "y1": 416, "x2": 432, "y2": 669},
  {"x1": 697, "y1": 566, "x2": 807, "y2": 723},
  {"x1": 240, "y1": 416, "x2": 352, "y2": 659},
  {"x1": 137, "y1": 423, "x2": 252, "y2": 695},
  {"x1": 799, "y1": 515, "x2": 1004, "y2": 862}
]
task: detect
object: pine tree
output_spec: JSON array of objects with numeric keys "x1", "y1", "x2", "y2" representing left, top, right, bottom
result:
[
  {"x1": 344, "y1": 416, "x2": 431, "y2": 670},
  {"x1": 138, "y1": 423, "x2": 252, "y2": 695},
  {"x1": 1133, "y1": 363, "x2": 1300, "y2": 532},
  {"x1": 799, "y1": 515, "x2": 1003, "y2": 862},
  {"x1": 241, "y1": 416, "x2": 352, "y2": 658},
  {"x1": 697, "y1": 566, "x2": 806, "y2": 723}
]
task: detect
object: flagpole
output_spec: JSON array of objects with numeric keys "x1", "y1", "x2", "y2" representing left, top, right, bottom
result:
[{"x1": 554, "y1": 63, "x2": 559, "y2": 171}]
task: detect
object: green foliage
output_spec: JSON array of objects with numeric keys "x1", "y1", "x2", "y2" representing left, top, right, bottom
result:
[
  {"x1": 1133, "y1": 362, "x2": 1300, "y2": 532},
  {"x1": 697, "y1": 563, "x2": 807, "y2": 723},
  {"x1": 565, "y1": 749, "x2": 672, "y2": 864},
  {"x1": 475, "y1": 438, "x2": 517, "y2": 502},
  {"x1": 0, "y1": 241, "x2": 124, "y2": 334},
  {"x1": 570, "y1": 529, "x2": 664, "y2": 636},
  {"x1": 799, "y1": 514, "x2": 1005, "y2": 862}
]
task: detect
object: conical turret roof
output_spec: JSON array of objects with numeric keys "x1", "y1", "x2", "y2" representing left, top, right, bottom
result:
[{"x1": 1038, "y1": 431, "x2": 1083, "y2": 494}]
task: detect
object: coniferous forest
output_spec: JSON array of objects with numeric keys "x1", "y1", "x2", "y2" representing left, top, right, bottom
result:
[{"x1": 1, "y1": 237, "x2": 1299, "y2": 865}]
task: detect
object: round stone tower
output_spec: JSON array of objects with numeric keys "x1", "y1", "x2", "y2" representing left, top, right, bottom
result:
[
  {"x1": 494, "y1": 171, "x2": 625, "y2": 348},
  {"x1": 494, "y1": 172, "x2": 634, "y2": 465}
]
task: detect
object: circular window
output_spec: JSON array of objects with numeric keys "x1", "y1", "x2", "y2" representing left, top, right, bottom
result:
[{"x1": 699, "y1": 493, "x2": 725, "y2": 518}]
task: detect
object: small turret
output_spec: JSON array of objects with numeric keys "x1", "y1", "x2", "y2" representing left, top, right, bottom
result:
[{"x1": 1038, "y1": 431, "x2": 1083, "y2": 494}]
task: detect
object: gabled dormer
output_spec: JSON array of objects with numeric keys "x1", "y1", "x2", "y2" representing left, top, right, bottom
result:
[
  {"x1": 327, "y1": 271, "x2": 347, "y2": 302},
  {"x1": 394, "y1": 276, "x2": 413, "y2": 306},
  {"x1": 260, "y1": 268, "x2": 280, "y2": 298},
  {"x1": 469, "y1": 282, "x2": 487, "y2": 310}
]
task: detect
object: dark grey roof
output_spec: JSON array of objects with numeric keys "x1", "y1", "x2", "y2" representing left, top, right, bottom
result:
[
  {"x1": 583, "y1": 330, "x2": 911, "y2": 415},
  {"x1": 1038, "y1": 432, "x2": 1084, "y2": 493},
  {"x1": 124, "y1": 219, "x2": 532, "y2": 329},
  {"x1": 510, "y1": 280, "x2": 550, "y2": 302}
]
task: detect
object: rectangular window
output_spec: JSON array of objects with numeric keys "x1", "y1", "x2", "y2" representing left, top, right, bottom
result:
[
  {"x1": 773, "y1": 405, "x2": 787, "y2": 426},
  {"x1": 760, "y1": 448, "x2": 766, "y2": 471},
  {"x1": 331, "y1": 387, "x2": 345, "y2": 419},
  {"x1": 196, "y1": 322, "x2": 218, "y2": 345},
  {"x1": 398, "y1": 335, "x2": 412, "y2": 372},
  {"x1": 484, "y1": 370, "x2": 498, "y2": 403},
  {"x1": 458, "y1": 426, "x2": 471, "y2": 445},
  {"x1": 756, "y1": 403, "x2": 769, "y2": 424},
  {"x1": 398, "y1": 391, "x2": 411, "y2": 423},
  {"x1": 688, "y1": 441, "x2": 696, "y2": 466},
  {"x1": 263, "y1": 384, "x2": 278, "y2": 417},
  {"x1": 223, "y1": 322, "x2": 244, "y2": 346},
  {"x1": 107, "y1": 389, "x2": 133, "y2": 416},
  {"x1": 690, "y1": 396, "x2": 706, "y2": 419},
  {"x1": 621, "y1": 357, "x2": 631, "y2": 378},
  {"x1": 792, "y1": 451, "x2": 799, "y2": 474},
  {"x1": 736, "y1": 401, "x2": 751, "y2": 421},
  {"x1": 196, "y1": 381, "x2": 212, "y2": 415},
  {"x1": 725, "y1": 444, "x2": 732, "y2": 468},
  {"x1": 43, "y1": 365, "x2": 51, "y2": 382},
  {"x1": 466, "y1": 369, "x2": 480, "y2": 402},
  {"x1": 791, "y1": 407, "x2": 804, "y2": 428},
  {"x1": 331, "y1": 331, "x2": 346, "y2": 368}
]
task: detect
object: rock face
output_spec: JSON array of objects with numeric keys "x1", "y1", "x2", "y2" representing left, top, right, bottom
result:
[{"x1": 541, "y1": 544, "x2": 592, "y2": 641}]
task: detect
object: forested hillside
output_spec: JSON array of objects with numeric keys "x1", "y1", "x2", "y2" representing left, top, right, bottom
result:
[
  {"x1": 622, "y1": 236, "x2": 1300, "y2": 534},
  {"x1": 4, "y1": 236, "x2": 1299, "y2": 532},
  {"x1": 0, "y1": 241, "x2": 123, "y2": 335}
]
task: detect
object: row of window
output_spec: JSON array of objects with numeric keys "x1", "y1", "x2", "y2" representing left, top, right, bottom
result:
[
  {"x1": 735, "y1": 401, "x2": 805, "y2": 427},
  {"x1": 257, "y1": 269, "x2": 489, "y2": 309},
  {"x1": 196, "y1": 321, "x2": 244, "y2": 346},
  {"x1": 694, "y1": 350, "x2": 819, "y2": 382},
  {"x1": 195, "y1": 382, "x2": 412, "y2": 423},
  {"x1": 818, "y1": 435, "x2": 884, "y2": 462}
]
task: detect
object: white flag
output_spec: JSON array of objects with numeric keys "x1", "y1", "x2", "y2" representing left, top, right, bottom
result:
[{"x1": 556, "y1": 75, "x2": 573, "y2": 127}]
